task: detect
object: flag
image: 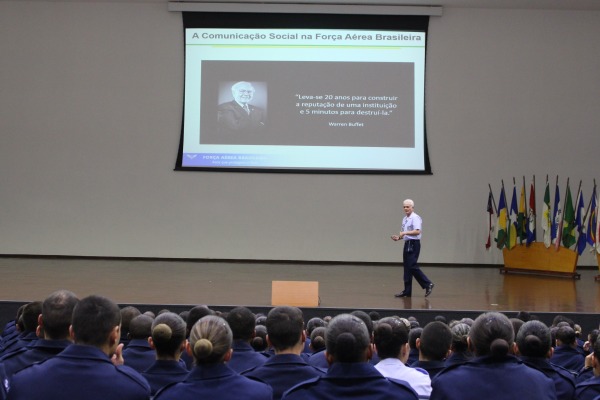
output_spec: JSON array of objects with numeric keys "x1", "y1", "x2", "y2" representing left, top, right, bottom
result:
[
  {"x1": 587, "y1": 186, "x2": 597, "y2": 252},
  {"x1": 552, "y1": 181, "x2": 562, "y2": 248},
  {"x1": 561, "y1": 183, "x2": 576, "y2": 249},
  {"x1": 575, "y1": 189, "x2": 587, "y2": 255},
  {"x1": 508, "y1": 185, "x2": 518, "y2": 249},
  {"x1": 518, "y1": 182, "x2": 527, "y2": 244},
  {"x1": 495, "y1": 187, "x2": 508, "y2": 249},
  {"x1": 542, "y1": 180, "x2": 552, "y2": 248},
  {"x1": 526, "y1": 181, "x2": 536, "y2": 245},
  {"x1": 486, "y1": 190, "x2": 496, "y2": 250}
]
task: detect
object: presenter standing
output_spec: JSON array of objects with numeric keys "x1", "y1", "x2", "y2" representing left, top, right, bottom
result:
[{"x1": 391, "y1": 199, "x2": 434, "y2": 298}]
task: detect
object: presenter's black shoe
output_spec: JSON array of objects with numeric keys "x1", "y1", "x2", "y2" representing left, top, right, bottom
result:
[
  {"x1": 394, "y1": 291, "x2": 411, "y2": 298},
  {"x1": 425, "y1": 283, "x2": 434, "y2": 297}
]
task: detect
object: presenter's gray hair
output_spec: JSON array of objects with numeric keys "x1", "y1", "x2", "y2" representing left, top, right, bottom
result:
[{"x1": 403, "y1": 199, "x2": 415, "y2": 207}]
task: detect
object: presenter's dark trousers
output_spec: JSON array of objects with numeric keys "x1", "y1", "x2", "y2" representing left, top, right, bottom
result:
[{"x1": 403, "y1": 240, "x2": 432, "y2": 295}]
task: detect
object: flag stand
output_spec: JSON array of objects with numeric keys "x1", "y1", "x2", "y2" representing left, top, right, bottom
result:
[{"x1": 500, "y1": 242, "x2": 580, "y2": 279}]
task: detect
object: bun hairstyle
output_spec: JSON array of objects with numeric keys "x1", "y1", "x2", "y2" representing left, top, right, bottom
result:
[
  {"x1": 310, "y1": 327, "x2": 326, "y2": 353},
  {"x1": 151, "y1": 312, "x2": 186, "y2": 357},
  {"x1": 326, "y1": 314, "x2": 370, "y2": 363},
  {"x1": 515, "y1": 320, "x2": 552, "y2": 358},
  {"x1": 189, "y1": 315, "x2": 232, "y2": 365},
  {"x1": 469, "y1": 312, "x2": 514, "y2": 358}
]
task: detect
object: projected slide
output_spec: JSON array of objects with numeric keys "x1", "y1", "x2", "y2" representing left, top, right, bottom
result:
[{"x1": 179, "y1": 27, "x2": 427, "y2": 172}]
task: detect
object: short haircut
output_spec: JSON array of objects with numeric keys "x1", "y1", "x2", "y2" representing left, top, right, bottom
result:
[
  {"x1": 72, "y1": 295, "x2": 121, "y2": 347},
  {"x1": 419, "y1": 321, "x2": 452, "y2": 360},
  {"x1": 151, "y1": 312, "x2": 186, "y2": 357},
  {"x1": 189, "y1": 316, "x2": 232, "y2": 364},
  {"x1": 516, "y1": 320, "x2": 552, "y2": 358},
  {"x1": 187, "y1": 306, "x2": 214, "y2": 335},
  {"x1": 470, "y1": 312, "x2": 514, "y2": 357},
  {"x1": 373, "y1": 317, "x2": 410, "y2": 359},
  {"x1": 21, "y1": 301, "x2": 43, "y2": 332},
  {"x1": 42, "y1": 290, "x2": 79, "y2": 339},
  {"x1": 128, "y1": 314, "x2": 153, "y2": 339},
  {"x1": 403, "y1": 199, "x2": 415, "y2": 207},
  {"x1": 226, "y1": 307, "x2": 256, "y2": 341},
  {"x1": 120, "y1": 306, "x2": 141, "y2": 335},
  {"x1": 593, "y1": 337, "x2": 600, "y2": 360},
  {"x1": 326, "y1": 314, "x2": 370, "y2": 363},
  {"x1": 350, "y1": 310, "x2": 374, "y2": 337},
  {"x1": 408, "y1": 327, "x2": 423, "y2": 349},
  {"x1": 306, "y1": 317, "x2": 326, "y2": 336},
  {"x1": 265, "y1": 306, "x2": 304, "y2": 351},
  {"x1": 555, "y1": 326, "x2": 577, "y2": 345}
]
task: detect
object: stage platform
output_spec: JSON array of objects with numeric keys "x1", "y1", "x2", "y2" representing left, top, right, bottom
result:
[{"x1": 1, "y1": 256, "x2": 599, "y2": 334}]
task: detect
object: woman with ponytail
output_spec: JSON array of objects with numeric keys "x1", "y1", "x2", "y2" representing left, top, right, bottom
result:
[
  {"x1": 154, "y1": 315, "x2": 272, "y2": 400},
  {"x1": 282, "y1": 313, "x2": 418, "y2": 400},
  {"x1": 141, "y1": 312, "x2": 190, "y2": 395},
  {"x1": 431, "y1": 312, "x2": 557, "y2": 400}
]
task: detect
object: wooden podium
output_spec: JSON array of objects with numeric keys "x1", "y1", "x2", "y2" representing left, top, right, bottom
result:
[
  {"x1": 501, "y1": 242, "x2": 580, "y2": 279},
  {"x1": 271, "y1": 281, "x2": 319, "y2": 307}
]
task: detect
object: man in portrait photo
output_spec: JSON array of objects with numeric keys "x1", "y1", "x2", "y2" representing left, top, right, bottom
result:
[{"x1": 217, "y1": 81, "x2": 266, "y2": 137}]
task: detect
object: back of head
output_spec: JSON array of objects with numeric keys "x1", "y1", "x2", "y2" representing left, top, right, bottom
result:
[
  {"x1": 22, "y1": 301, "x2": 43, "y2": 333},
  {"x1": 552, "y1": 315, "x2": 574, "y2": 329},
  {"x1": 450, "y1": 323, "x2": 471, "y2": 353},
  {"x1": 186, "y1": 306, "x2": 214, "y2": 335},
  {"x1": 42, "y1": 290, "x2": 79, "y2": 340},
  {"x1": 593, "y1": 338, "x2": 600, "y2": 360},
  {"x1": 226, "y1": 307, "x2": 256, "y2": 341},
  {"x1": 310, "y1": 327, "x2": 326, "y2": 352},
  {"x1": 470, "y1": 312, "x2": 514, "y2": 357},
  {"x1": 368, "y1": 311, "x2": 381, "y2": 322},
  {"x1": 266, "y1": 306, "x2": 304, "y2": 351},
  {"x1": 420, "y1": 321, "x2": 452, "y2": 361},
  {"x1": 306, "y1": 317, "x2": 326, "y2": 336},
  {"x1": 326, "y1": 314, "x2": 370, "y2": 363},
  {"x1": 373, "y1": 317, "x2": 410, "y2": 359},
  {"x1": 516, "y1": 311, "x2": 531, "y2": 322},
  {"x1": 128, "y1": 314, "x2": 154, "y2": 339},
  {"x1": 120, "y1": 306, "x2": 141, "y2": 336},
  {"x1": 151, "y1": 312, "x2": 186, "y2": 357},
  {"x1": 72, "y1": 295, "x2": 121, "y2": 347},
  {"x1": 350, "y1": 310, "x2": 374, "y2": 337},
  {"x1": 516, "y1": 320, "x2": 551, "y2": 358},
  {"x1": 409, "y1": 327, "x2": 423, "y2": 350},
  {"x1": 189, "y1": 315, "x2": 232, "y2": 365},
  {"x1": 252, "y1": 325, "x2": 268, "y2": 352},
  {"x1": 510, "y1": 318, "x2": 525, "y2": 338},
  {"x1": 555, "y1": 325, "x2": 577, "y2": 346}
]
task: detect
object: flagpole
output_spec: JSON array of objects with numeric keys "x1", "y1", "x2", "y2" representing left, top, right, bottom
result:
[
  {"x1": 488, "y1": 183, "x2": 498, "y2": 215},
  {"x1": 522, "y1": 175, "x2": 527, "y2": 244},
  {"x1": 556, "y1": 177, "x2": 568, "y2": 251}
]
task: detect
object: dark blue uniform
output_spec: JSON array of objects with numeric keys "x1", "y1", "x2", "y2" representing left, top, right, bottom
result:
[
  {"x1": 576, "y1": 375, "x2": 600, "y2": 400},
  {"x1": 444, "y1": 351, "x2": 472, "y2": 367},
  {"x1": 520, "y1": 356, "x2": 576, "y2": 400},
  {"x1": 244, "y1": 353, "x2": 326, "y2": 400},
  {"x1": 430, "y1": 355, "x2": 556, "y2": 400},
  {"x1": 227, "y1": 340, "x2": 268, "y2": 373},
  {"x1": 0, "y1": 339, "x2": 70, "y2": 378},
  {"x1": 551, "y1": 345, "x2": 585, "y2": 374},
  {"x1": 0, "y1": 332, "x2": 37, "y2": 357},
  {"x1": 6, "y1": 344, "x2": 150, "y2": 400},
  {"x1": 154, "y1": 363, "x2": 271, "y2": 400},
  {"x1": 142, "y1": 360, "x2": 190, "y2": 396},
  {"x1": 410, "y1": 360, "x2": 446, "y2": 378},
  {"x1": 308, "y1": 349, "x2": 380, "y2": 370},
  {"x1": 281, "y1": 362, "x2": 418, "y2": 400},
  {"x1": 122, "y1": 338, "x2": 156, "y2": 373}
]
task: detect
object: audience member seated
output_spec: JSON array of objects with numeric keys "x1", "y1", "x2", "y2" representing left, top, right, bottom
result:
[
  {"x1": 120, "y1": 306, "x2": 141, "y2": 349},
  {"x1": 578, "y1": 330, "x2": 600, "y2": 383},
  {"x1": 407, "y1": 327, "x2": 422, "y2": 365},
  {"x1": 551, "y1": 326, "x2": 586, "y2": 374},
  {"x1": 251, "y1": 325, "x2": 269, "y2": 353},
  {"x1": 516, "y1": 320, "x2": 576, "y2": 400},
  {"x1": 281, "y1": 313, "x2": 418, "y2": 400},
  {"x1": 411, "y1": 321, "x2": 451, "y2": 378},
  {"x1": 122, "y1": 314, "x2": 155, "y2": 373},
  {"x1": 225, "y1": 307, "x2": 267, "y2": 373},
  {"x1": 0, "y1": 290, "x2": 78, "y2": 379},
  {"x1": 182, "y1": 306, "x2": 214, "y2": 369},
  {"x1": 7, "y1": 295, "x2": 150, "y2": 400},
  {"x1": 374, "y1": 316, "x2": 431, "y2": 398},
  {"x1": 0, "y1": 302, "x2": 41, "y2": 357},
  {"x1": 154, "y1": 315, "x2": 272, "y2": 400},
  {"x1": 309, "y1": 327, "x2": 326, "y2": 354},
  {"x1": 575, "y1": 340, "x2": 600, "y2": 400},
  {"x1": 142, "y1": 312, "x2": 189, "y2": 396},
  {"x1": 445, "y1": 322, "x2": 472, "y2": 367},
  {"x1": 431, "y1": 312, "x2": 556, "y2": 400},
  {"x1": 304, "y1": 317, "x2": 326, "y2": 354},
  {"x1": 244, "y1": 306, "x2": 326, "y2": 400}
]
